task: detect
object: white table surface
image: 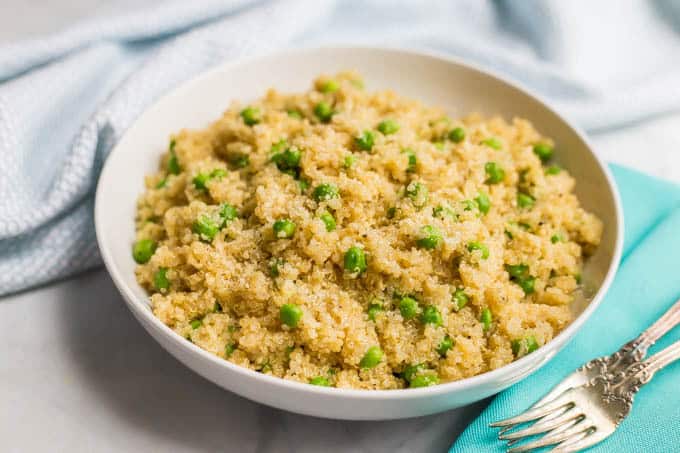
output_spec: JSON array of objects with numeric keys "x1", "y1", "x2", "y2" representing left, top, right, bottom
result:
[{"x1": 2, "y1": 2, "x2": 680, "y2": 453}]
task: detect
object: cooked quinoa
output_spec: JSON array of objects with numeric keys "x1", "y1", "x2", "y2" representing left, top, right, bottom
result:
[{"x1": 133, "y1": 72, "x2": 602, "y2": 390}]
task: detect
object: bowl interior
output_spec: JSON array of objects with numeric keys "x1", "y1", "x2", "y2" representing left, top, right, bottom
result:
[{"x1": 96, "y1": 46, "x2": 621, "y2": 389}]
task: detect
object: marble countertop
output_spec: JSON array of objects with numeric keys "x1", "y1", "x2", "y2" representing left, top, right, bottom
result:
[{"x1": 2, "y1": 2, "x2": 680, "y2": 452}]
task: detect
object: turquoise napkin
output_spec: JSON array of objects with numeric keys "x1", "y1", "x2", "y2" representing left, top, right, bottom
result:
[{"x1": 451, "y1": 164, "x2": 680, "y2": 452}]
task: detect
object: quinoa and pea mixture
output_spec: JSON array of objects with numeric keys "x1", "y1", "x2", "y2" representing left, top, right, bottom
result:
[{"x1": 133, "y1": 73, "x2": 602, "y2": 390}]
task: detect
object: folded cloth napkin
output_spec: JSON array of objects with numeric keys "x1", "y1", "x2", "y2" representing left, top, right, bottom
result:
[
  {"x1": 451, "y1": 164, "x2": 680, "y2": 452},
  {"x1": 2, "y1": 0, "x2": 680, "y2": 293}
]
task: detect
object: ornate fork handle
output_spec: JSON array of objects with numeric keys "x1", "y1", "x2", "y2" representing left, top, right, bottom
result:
[
  {"x1": 598, "y1": 339, "x2": 680, "y2": 424},
  {"x1": 595, "y1": 297, "x2": 680, "y2": 377}
]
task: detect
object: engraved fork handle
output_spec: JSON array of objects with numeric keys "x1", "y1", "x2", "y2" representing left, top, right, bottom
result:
[
  {"x1": 643, "y1": 338, "x2": 680, "y2": 374},
  {"x1": 632, "y1": 297, "x2": 680, "y2": 357},
  {"x1": 605, "y1": 338, "x2": 680, "y2": 408}
]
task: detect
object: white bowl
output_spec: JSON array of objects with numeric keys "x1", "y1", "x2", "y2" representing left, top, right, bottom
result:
[{"x1": 95, "y1": 46, "x2": 623, "y2": 420}]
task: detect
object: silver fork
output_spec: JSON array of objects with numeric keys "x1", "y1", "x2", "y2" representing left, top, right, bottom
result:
[
  {"x1": 495, "y1": 297, "x2": 680, "y2": 437},
  {"x1": 490, "y1": 339, "x2": 680, "y2": 452}
]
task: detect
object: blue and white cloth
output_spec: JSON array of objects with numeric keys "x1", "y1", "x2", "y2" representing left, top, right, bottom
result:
[{"x1": 1, "y1": 0, "x2": 680, "y2": 295}]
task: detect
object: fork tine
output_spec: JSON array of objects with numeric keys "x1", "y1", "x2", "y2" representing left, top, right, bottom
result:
[
  {"x1": 490, "y1": 391, "x2": 574, "y2": 427},
  {"x1": 499, "y1": 408, "x2": 582, "y2": 441},
  {"x1": 506, "y1": 421, "x2": 592, "y2": 452},
  {"x1": 497, "y1": 373, "x2": 587, "y2": 435},
  {"x1": 498, "y1": 425, "x2": 515, "y2": 436},
  {"x1": 527, "y1": 415, "x2": 590, "y2": 445},
  {"x1": 506, "y1": 413, "x2": 582, "y2": 446},
  {"x1": 550, "y1": 427, "x2": 608, "y2": 453}
]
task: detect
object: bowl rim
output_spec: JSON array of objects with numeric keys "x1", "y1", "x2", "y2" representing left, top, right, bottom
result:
[{"x1": 94, "y1": 44, "x2": 624, "y2": 400}]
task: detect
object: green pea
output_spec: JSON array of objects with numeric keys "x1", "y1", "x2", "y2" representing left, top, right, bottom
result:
[
  {"x1": 409, "y1": 373, "x2": 439, "y2": 388},
  {"x1": 343, "y1": 155, "x2": 356, "y2": 169},
  {"x1": 230, "y1": 154, "x2": 249, "y2": 168},
  {"x1": 511, "y1": 335, "x2": 539, "y2": 357},
  {"x1": 433, "y1": 205, "x2": 456, "y2": 220},
  {"x1": 437, "y1": 335, "x2": 454, "y2": 357},
  {"x1": 505, "y1": 263, "x2": 529, "y2": 279},
  {"x1": 359, "y1": 346, "x2": 383, "y2": 369},
  {"x1": 269, "y1": 257, "x2": 284, "y2": 277},
  {"x1": 168, "y1": 141, "x2": 181, "y2": 175},
  {"x1": 190, "y1": 319, "x2": 202, "y2": 330},
  {"x1": 504, "y1": 264, "x2": 536, "y2": 294},
  {"x1": 287, "y1": 109, "x2": 303, "y2": 119},
  {"x1": 193, "y1": 173, "x2": 210, "y2": 191},
  {"x1": 485, "y1": 162, "x2": 505, "y2": 184},
  {"x1": 133, "y1": 239, "x2": 157, "y2": 264},
  {"x1": 192, "y1": 214, "x2": 220, "y2": 242},
  {"x1": 367, "y1": 303, "x2": 383, "y2": 321},
  {"x1": 402, "y1": 363, "x2": 427, "y2": 382},
  {"x1": 399, "y1": 296, "x2": 419, "y2": 319},
  {"x1": 225, "y1": 343, "x2": 236, "y2": 357},
  {"x1": 405, "y1": 181, "x2": 429, "y2": 208},
  {"x1": 320, "y1": 79, "x2": 339, "y2": 93},
  {"x1": 377, "y1": 119, "x2": 400, "y2": 135},
  {"x1": 448, "y1": 127, "x2": 466, "y2": 143},
  {"x1": 309, "y1": 376, "x2": 331, "y2": 386},
  {"x1": 404, "y1": 148, "x2": 417, "y2": 173},
  {"x1": 420, "y1": 305, "x2": 443, "y2": 326},
  {"x1": 193, "y1": 168, "x2": 225, "y2": 192},
  {"x1": 314, "y1": 101, "x2": 334, "y2": 123},
  {"x1": 546, "y1": 165, "x2": 562, "y2": 175},
  {"x1": 452, "y1": 289, "x2": 469, "y2": 311},
  {"x1": 219, "y1": 203, "x2": 238, "y2": 226},
  {"x1": 467, "y1": 241, "x2": 490, "y2": 259},
  {"x1": 343, "y1": 246, "x2": 367, "y2": 274},
  {"x1": 517, "y1": 192, "x2": 535, "y2": 209},
  {"x1": 273, "y1": 219, "x2": 296, "y2": 239},
  {"x1": 416, "y1": 225, "x2": 442, "y2": 249},
  {"x1": 480, "y1": 308, "x2": 492, "y2": 331},
  {"x1": 518, "y1": 276, "x2": 536, "y2": 294},
  {"x1": 271, "y1": 139, "x2": 289, "y2": 154},
  {"x1": 240, "y1": 106, "x2": 261, "y2": 126},
  {"x1": 475, "y1": 192, "x2": 491, "y2": 215},
  {"x1": 153, "y1": 267, "x2": 170, "y2": 291},
  {"x1": 320, "y1": 212, "x2": 336, "y2": 232},
  {"x1": 482, "y1": 137, "x2": 502, "y2": 150},
  {"x1": 551, "y1": 234, "x2": 563, "y2": 244},
  {"x1": 533, "y1": 143, "x2": 554, "y2": 162},
  {"x1": 313, "y1": 183, "x2": 339, "y2": 202},
  {"x1": 272, "y1": 146, "x2": 302, "y2": 172},
  {"x1": 355, "y1": 130, "x2": 375, "y2": 151},
  {"x1": 462, "y1": 199, "x2": 477, "y2": 211},
  {"x1": 280, "y1": 303, "x2": 303, "y2": 328}
]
